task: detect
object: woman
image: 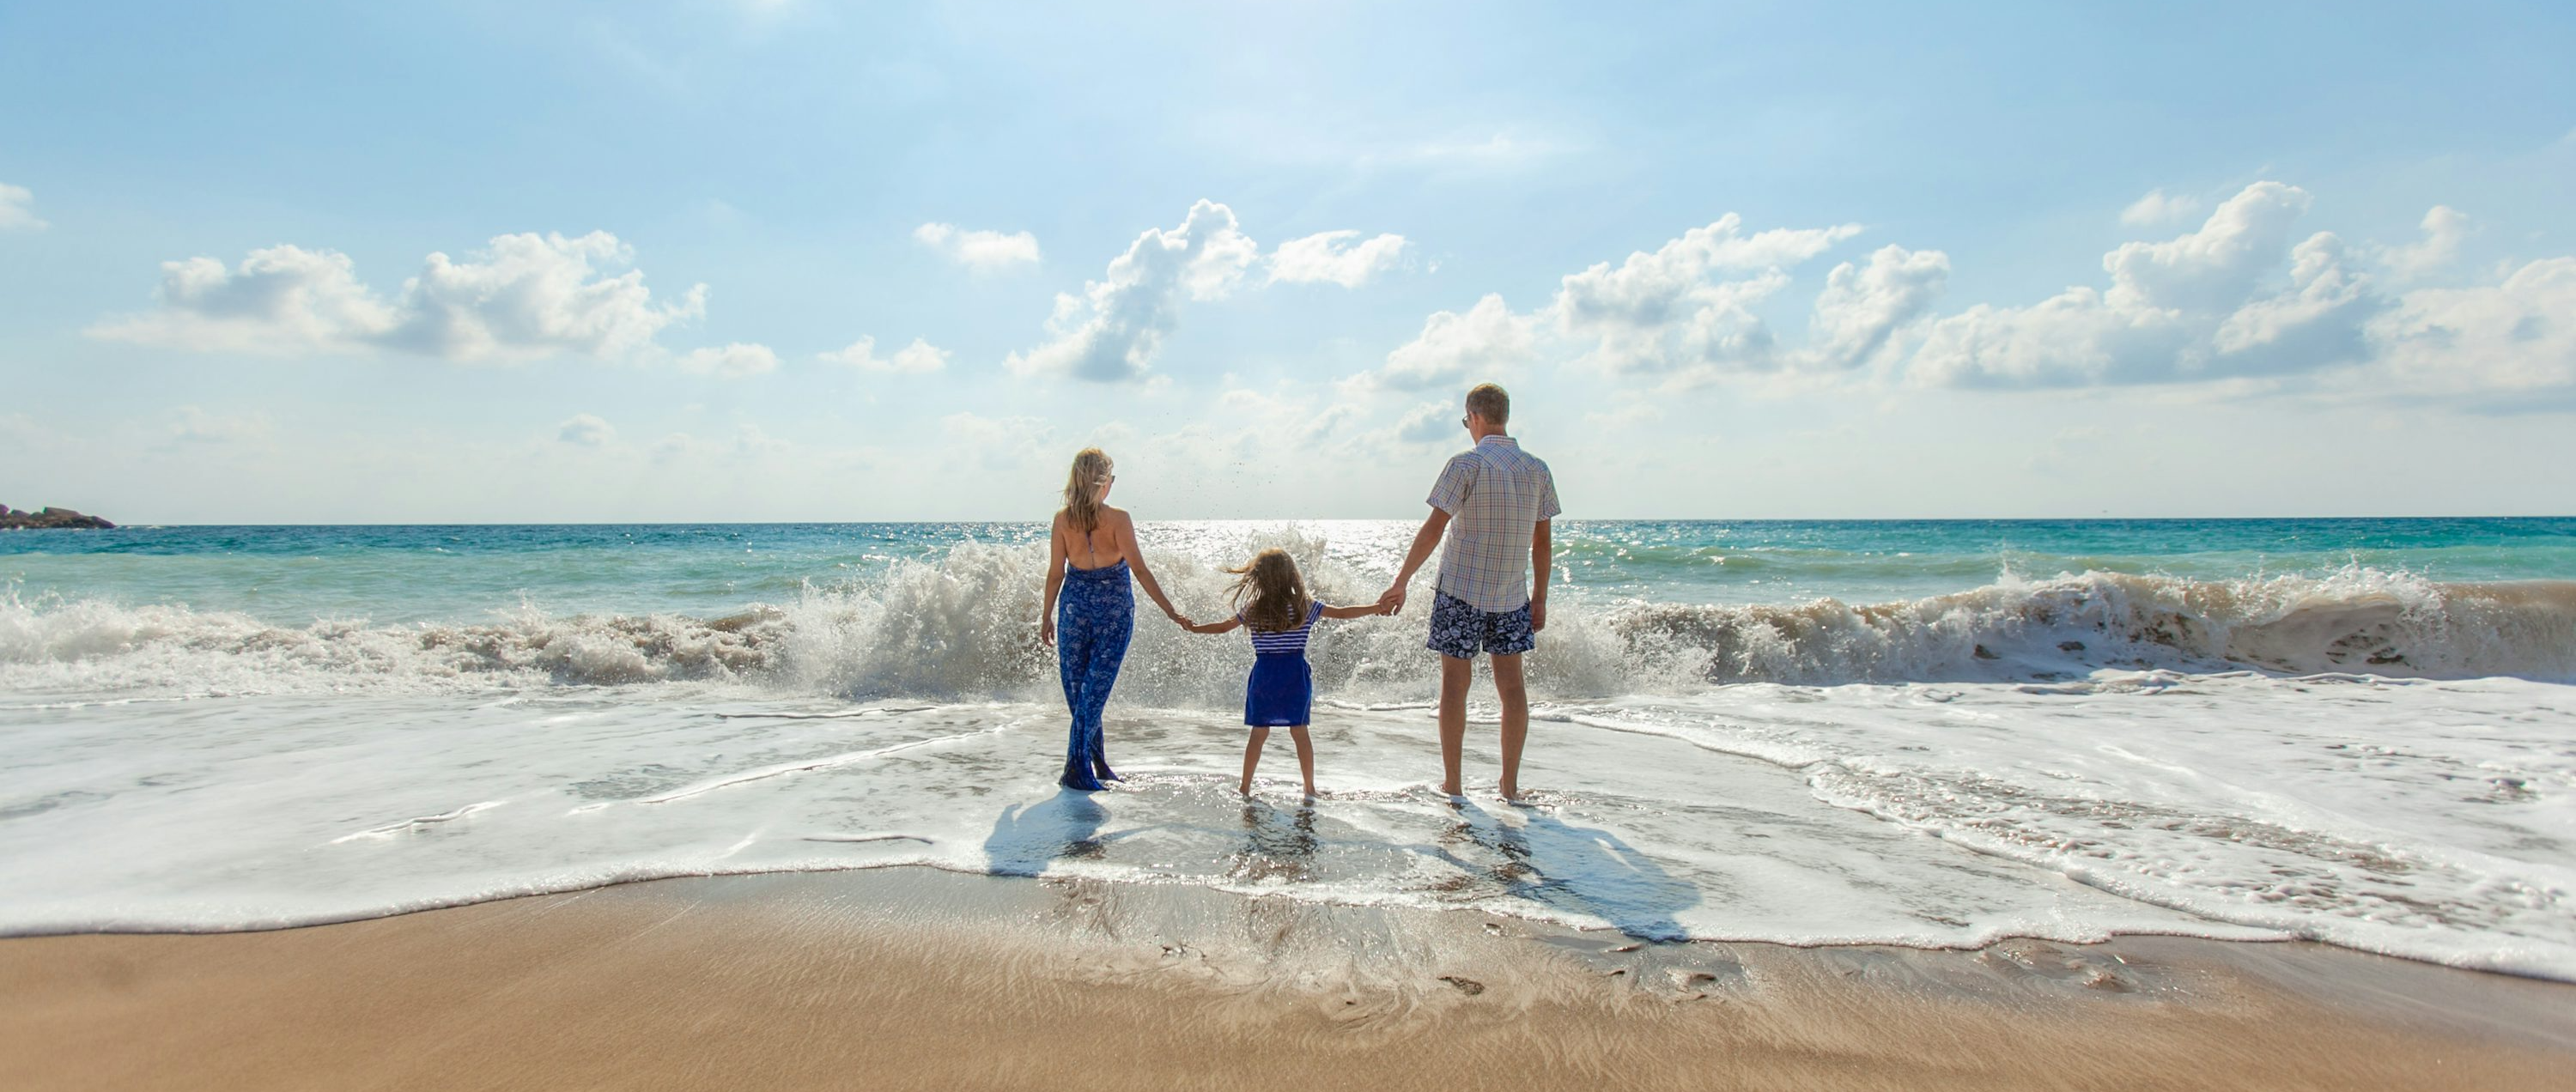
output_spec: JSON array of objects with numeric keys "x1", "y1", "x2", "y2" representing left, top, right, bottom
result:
[{"x1": 1039, "y1": 448, "x2": 1186, "y2": 791}]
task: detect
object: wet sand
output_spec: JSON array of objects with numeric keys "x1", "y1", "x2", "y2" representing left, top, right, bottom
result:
[{"x1": 3, "y1": 867, "x2": 2571, "y2": 1091}]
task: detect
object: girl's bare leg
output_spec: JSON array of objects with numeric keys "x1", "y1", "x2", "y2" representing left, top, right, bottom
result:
[
  {"x1": 1287, "y1": 725, "x2": 1315, "y2": 798},
  {"x1": 1239, "y1": 727, "x2": 1269, "y2": 796}
]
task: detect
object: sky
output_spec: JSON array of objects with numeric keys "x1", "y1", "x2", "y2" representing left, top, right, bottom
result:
[{"x1": 3, "y1": 1, "x2": 2573, "y2": 522}]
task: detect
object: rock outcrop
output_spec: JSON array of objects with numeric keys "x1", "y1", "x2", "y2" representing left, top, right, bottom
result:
[{"x1": 0, "y1": 505, "x2": 116, "y2": 530}]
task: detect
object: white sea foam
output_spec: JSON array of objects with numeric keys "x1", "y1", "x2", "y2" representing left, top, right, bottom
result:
[
  {"x1": 5, "y1": 549, "x2": 2572, "y2": 701},
  {"x1": 3, "y1": 545, "x2": 2572, "y2": 980}
]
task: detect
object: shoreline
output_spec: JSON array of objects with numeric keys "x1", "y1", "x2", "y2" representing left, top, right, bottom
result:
[{"x1": 4, "y1": 867, "x2": 2570, "y2": 1090}]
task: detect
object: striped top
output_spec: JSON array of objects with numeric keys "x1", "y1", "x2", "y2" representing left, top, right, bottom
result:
[{"x1": 1242, "y1": 601, "x2": 1327, "y2": 656}]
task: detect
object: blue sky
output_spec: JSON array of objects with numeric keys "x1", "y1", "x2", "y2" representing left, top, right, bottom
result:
[{"x1": 3, "y1": 1, "x2": 2573, "y2": 521}]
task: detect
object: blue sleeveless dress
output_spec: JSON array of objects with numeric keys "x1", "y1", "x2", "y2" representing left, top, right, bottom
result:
[{"x1": 1242, "y1": 601, "x2": 1324, "y2": 727}]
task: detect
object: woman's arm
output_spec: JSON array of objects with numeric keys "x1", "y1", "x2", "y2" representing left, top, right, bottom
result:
[
  {"x1": 1114, "y1": 510, "x2": 1186, "y2": 622},
  {"x1": 1039, "y1": 513, "x2": 1067, "y2": 646},
  {"x1": 1318, "y1": 603, "x2": 1387, "y2": 620}
]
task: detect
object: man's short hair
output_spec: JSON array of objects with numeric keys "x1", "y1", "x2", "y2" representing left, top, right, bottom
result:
[{"x1": 1465, "y1": 383, "x2": 1510, "y2": 427}]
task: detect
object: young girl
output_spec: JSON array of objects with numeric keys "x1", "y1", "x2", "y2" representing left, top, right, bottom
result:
[{"x1": 1181, "y1": 548, "x2": 1388, "y2": 798}]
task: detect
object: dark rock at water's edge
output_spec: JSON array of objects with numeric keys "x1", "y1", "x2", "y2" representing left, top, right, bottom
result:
[{"x1": 0, "y1": 504, "x2": 116, "y2": 530}]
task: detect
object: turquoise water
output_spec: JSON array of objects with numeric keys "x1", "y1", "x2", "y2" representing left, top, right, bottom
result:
[
  {"x1": 5, "y1": 517, "x2": 2575, "y2": 978},
  {"x1": 6, "y1": 518, "x2": 2572, "y2": 625}
]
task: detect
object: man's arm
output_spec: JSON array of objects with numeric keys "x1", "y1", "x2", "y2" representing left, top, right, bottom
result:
[
  {"x1": 1528, "y1": 519, "x2": 1551, "y2": 633},
  {"x1": 1377, "y1": 507, "x2": 1451, "y2": 615}
]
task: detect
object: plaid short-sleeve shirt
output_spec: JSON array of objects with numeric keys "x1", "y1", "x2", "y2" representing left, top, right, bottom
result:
[{"x1": 1425, "y1": 436, "x2": 1561, "y2": 612}]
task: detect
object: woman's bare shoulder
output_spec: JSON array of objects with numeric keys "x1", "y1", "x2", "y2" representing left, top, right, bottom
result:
[{"x1": 1098, "y1": 505, "x2": 1133, "y2": 528}]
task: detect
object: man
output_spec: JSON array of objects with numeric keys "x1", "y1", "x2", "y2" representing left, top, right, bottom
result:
[{"x1": 1377, "y1": 383, "x2": 1559, "y2": 801}]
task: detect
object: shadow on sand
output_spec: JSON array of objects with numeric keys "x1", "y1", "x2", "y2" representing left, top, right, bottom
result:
[
  {"x1": 981, "y1": 789, "x2": 1113, "y2": 877},
  {"x1": 1428, "y1": 804, "x2": 1700, "y2": 942}
]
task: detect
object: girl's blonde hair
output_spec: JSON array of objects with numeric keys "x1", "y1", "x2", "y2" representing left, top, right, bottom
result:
[
  {"x1": 1060, "y1": 448, "x2": 1114, "y2": 532},
  {"x1": 1227, "y1": 548, "x2": 1313, "y2": 634}
]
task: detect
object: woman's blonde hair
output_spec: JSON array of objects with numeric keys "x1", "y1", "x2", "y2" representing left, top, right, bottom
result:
[
  {"x1": 1227, "y1": 548, "x2": 1312, "y2": 634},
  {"x1": 1060, "y1": 448, "x2": 1114, "y2": 532}
]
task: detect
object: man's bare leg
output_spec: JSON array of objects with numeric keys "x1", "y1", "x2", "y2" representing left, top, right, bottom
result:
[
  {"x1": 1437, "y1": 654, "x2": 1473, "y2": 797},
  {"x1": 1492, "y1": 652, "x2": 1528, "y2": 800}
]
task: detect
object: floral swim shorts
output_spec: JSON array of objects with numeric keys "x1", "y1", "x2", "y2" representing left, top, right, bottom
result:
[{"x1": 1426, "y1": 591, "x2": 1535, "y2": 659}]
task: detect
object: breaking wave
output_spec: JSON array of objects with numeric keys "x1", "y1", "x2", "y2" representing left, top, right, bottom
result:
[{"x1": 4, "y1": 542, "x2": 2572, "y2": 701}]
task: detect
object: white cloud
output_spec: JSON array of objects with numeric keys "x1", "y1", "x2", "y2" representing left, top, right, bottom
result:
[
  {"x1": 1907, "y1": 287, "x2": 2194, "y2": 388},
  {"x1": 556, "y1": 413, "x2": 615, "y2": 446},
  {"x1": 914, "y1": 222, "x2": 1042, "y2": 271},
  {"x1": 90, "y1": 232, "x2": 707, "y2": 362},
  {"x1": 2376, "y1": 205, "x2": 2470, "y2": 281},
  {"x1": 2369, "y1": 257, "x2": 2576, "y2": 393},
  {"x1": 1552, "y1": 214, "x2": 1862, "y2": 378},
  {"x1": 1269, "y1": 230, "x2": 1409, "y2": 288},
  {"x1": 1005, "y1": 199, "x2": 1259, "y2": 383},
  {"x1": 384, "y1": 233, "x2": 704, "y2": 361},
  {"x1": 1393, "y1": 401, "x2": 1459, "y2": 444},
  {"x1": 2208, "y1": 232, "x2": 2374, "y2": 374},
  {"x1": 1909, "y1": 182, "x2": 2372, "y2": 386},
  {"x1": 2102, "y1": 181, "x2": 2312, "y2": 312},
  {"x1": 1801, "y1": 245, "x2": 1950, "y2": 371},
  {"x1": 0, "y1": 183, "x2": 45, "y2": 231},
  {"x1": 90, "y1": 245, "x2": 399, "y2": 355},
  {"x1": 1374, "y1": 294, "x2": 1536, "y2": 391},
  {"x1": 819, "y1": 335, "x2": 949, "y2": 374},
  {"x1": 2120, "y1": 189, "x2": 2202, "y2": 228},
  {"x1": 677, "y1": 342, "x2": 780, "y2": 378}
]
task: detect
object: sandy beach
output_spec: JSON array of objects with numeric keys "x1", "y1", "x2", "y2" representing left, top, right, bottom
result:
[{"x1": 4, "y1": 867, "x2": 2570, "y2": 1092}]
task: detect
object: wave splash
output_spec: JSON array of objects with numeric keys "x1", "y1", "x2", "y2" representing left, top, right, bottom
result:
[{"x1": 4, "y1": 540, "x2": 2572, "y2": 699}]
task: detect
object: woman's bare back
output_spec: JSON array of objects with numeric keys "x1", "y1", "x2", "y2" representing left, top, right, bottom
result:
[{"x1": 1059, "y1": 507, "x2": 1128, "y2": 570}]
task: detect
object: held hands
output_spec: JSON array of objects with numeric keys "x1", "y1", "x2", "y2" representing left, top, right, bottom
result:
[{"x1": 1376, "y1": 584, "x2": 1408, "y2": 616}]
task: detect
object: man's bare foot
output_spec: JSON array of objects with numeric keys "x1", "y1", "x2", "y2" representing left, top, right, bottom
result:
[{"x1": 1237, "y1": 781, "x2": 1253, "y2": 797}]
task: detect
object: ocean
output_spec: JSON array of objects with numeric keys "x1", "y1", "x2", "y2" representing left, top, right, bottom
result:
[{"x1": 3, "y1": 519, "x2": 2573, "y2": 978}]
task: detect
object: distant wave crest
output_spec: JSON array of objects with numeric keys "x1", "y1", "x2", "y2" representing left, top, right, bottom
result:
[{"x1": 5, "y1": 543, "x2": 2572, "y2": 700}]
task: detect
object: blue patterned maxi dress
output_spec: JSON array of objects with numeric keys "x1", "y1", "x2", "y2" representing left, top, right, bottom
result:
[{"x1": 1055, "y1": 559, "x2": 1133, "y2": 791}]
